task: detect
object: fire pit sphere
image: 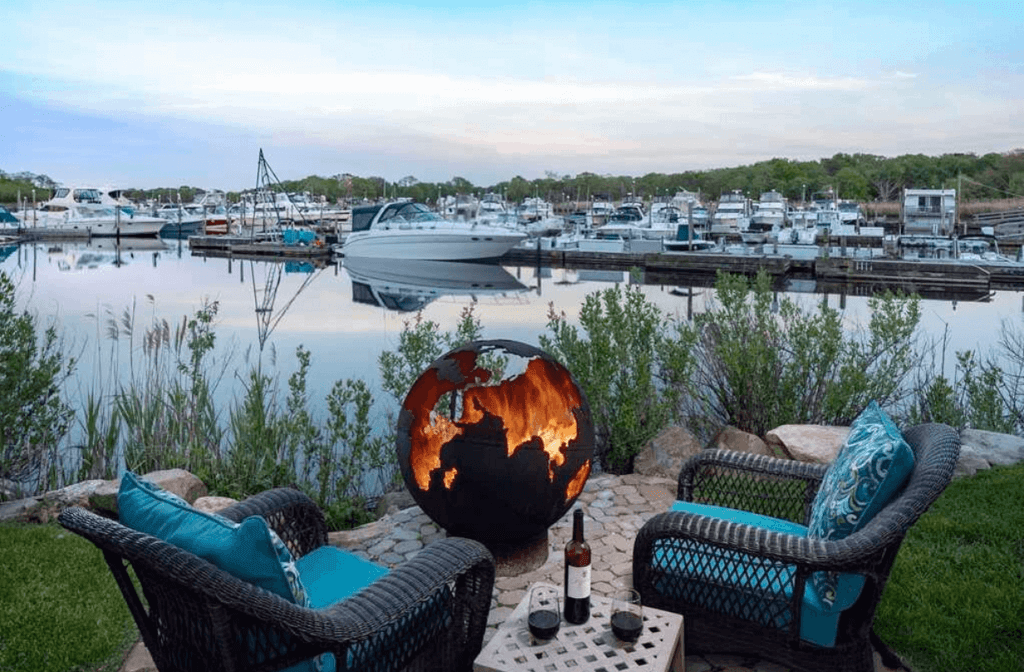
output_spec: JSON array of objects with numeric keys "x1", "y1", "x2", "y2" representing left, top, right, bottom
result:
[{"x1": 396, "y1": 340, "x2": 594, "y2": 548}]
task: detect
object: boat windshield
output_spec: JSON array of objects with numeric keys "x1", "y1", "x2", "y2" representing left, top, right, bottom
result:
[
  {"x1": 379, "y1": 202, "x2": 444, "y2": 225},
  {"x1": 74, "y1": 189, "x2": 103, "y2": 203}
]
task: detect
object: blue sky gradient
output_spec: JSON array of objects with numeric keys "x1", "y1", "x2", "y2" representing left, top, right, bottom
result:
[{"x1": 2, "y1": 0, "x2": 1021, "y2": 190}]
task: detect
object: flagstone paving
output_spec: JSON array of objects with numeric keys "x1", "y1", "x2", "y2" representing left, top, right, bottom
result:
[{"x1": 121, "y1": 472, "x2": 902, "y2": 672}]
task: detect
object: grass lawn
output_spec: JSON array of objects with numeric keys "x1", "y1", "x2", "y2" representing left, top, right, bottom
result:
[
  {"x1": 0, "y1": 521, "x2": 137, "y2": 672},
  {"x1": 875, "y1": 461, "x2": 1024, "y2": 672}
]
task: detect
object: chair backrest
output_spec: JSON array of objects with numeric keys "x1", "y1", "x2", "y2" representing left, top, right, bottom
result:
[
  {"x1": 59, "y1": 506, "x2": 320, "y2": 672},
  {"x1": 829, "y1": 423, "x2": 960, "y2": 641},
  {"x1": 865, "y1": 423, "x2": 960, "y2": 540}
]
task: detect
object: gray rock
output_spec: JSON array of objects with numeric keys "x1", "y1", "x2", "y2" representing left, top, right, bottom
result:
[
  {"x1": 375, "y1": 488, "x2": 417, "y2": 517},
  {"x1": 766, "y1": 425, "x2": 850, "y2": 464},
  {"x1": 634, "y1": 425, "x2": 701, "y2": 479},
  {"x1": 0, "y1": 496, "x2": 43, "y2": 523},
  {"x1": 192, "y1": 496, "x2": 238, "y2": 514},
  {"x1": 393, "y1": 539, "x2": 423, "y2": 554},
  {"x1": 954, "y1": 444, "x2": 992, "y2": 478},
  {"x1": 393, "y1": 527, "x2": 421, "y2": 541},
  {"x1": 42, "y1": 479, "x2": 108, "y2": 511},
  {"x1": 960, "y1": 428, "x2": 1024, "y2": 467},
  {"x1": 718, "y1": 426, "x2": 775, "y2": 458},
  {"x1": 141, "y1": 469, "x2": 207, "y2": 503},
  {"x1": 89, "y1": 480, "x2": 120, "y2": 517}
]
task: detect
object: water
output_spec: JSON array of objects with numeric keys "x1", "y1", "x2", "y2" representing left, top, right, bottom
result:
[{"x1": 3, "y1": 237, "x2": 1024, "y2": 450}]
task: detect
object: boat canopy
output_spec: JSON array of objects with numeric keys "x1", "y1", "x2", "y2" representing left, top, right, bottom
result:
[{"x1": 351, "y1": 205, "x2": 383, "y2": 232}]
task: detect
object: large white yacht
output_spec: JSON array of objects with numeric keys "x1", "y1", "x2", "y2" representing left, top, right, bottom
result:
[
  {"x1": 17, "y1": 187, "x2": 164, "y2": 237},
  {"x1": 710, "y1": 191, "x2": 751, "y2": 234},
  {"x1": 339, "y1": 201, "x2": 527, "y2": 260}
]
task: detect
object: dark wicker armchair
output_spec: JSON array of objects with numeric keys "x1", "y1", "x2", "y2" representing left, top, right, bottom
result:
[
  {"x1": 59, "y1": 488, "x2": 496, "y2": 672},
  {"x1": 633, "y1": 423, "x2": 960, "y2": 672}
]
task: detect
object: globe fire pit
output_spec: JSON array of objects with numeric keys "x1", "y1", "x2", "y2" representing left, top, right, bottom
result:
[{"x1": 397, "y1": 340, "x2": 594, "y2": 574}]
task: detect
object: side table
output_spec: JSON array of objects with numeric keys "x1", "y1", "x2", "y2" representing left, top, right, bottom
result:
[{"x1": 475, "y1": 582, "x2": 684, "y2": 672}]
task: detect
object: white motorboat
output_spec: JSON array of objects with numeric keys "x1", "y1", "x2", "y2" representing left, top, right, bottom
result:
[
  {"x1": 152, "y1": 203, "x2": 207, "y2": 238},
  {"x1": 750, "y1": 191, "x2": 787, "y2": 233},
  {"x1": 17, "y1": 187, "x2": 164, "y2": 237},
  {"x1": 343, "y1": 257, "x2": 528, "y2": 312},
  {"x1": 710, "y1": 191, "x2": 751, "y2": 234},
  {"x1": 339, "y1": 201, "x2": 527, "y2": 260}
]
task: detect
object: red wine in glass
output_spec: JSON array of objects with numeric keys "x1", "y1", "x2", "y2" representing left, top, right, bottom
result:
[
  {"x1": 610, "y1": 610, "x2": 643, "y2": 642},
  {"x1": 528, "y1": 609, "x2": 561, "y2": 639}
]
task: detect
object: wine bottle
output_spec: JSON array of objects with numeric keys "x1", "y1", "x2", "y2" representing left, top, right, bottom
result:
[{"x1": 563, "y1": 508, "x2": 591, "y2": 624}]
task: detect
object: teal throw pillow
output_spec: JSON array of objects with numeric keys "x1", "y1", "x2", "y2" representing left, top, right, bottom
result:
[
  {"x1": 806, "y1": 401, "x2": 914, "y2": 607},
  {"x1": 117, "y1": 471, "x2": 308, "y2": 607}
]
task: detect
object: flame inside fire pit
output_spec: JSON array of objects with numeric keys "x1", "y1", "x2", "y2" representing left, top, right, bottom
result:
[{"x1": 397, "y1": 340, "x2": 594, "y2": 553}]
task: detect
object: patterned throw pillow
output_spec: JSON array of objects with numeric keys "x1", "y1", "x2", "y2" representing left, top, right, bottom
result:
[{"x1": 806, "y1": 401, "x2": 914, "y2": 608}]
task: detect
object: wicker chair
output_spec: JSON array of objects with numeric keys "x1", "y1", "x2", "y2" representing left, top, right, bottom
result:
[
  {"x1": 59, "y1": 488, "x2": 496, "y2": 672},
  {"x1": 633, "y1": 423, "x2": 960, "y2": 672}
]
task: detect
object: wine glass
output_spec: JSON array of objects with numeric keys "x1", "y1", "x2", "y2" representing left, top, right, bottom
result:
[
  {"x1": 527, "y1": 585, "x2": 561, "y2": 641},
  {"x1": 610, "y1": 589, "x2": 643, "y2": 643}
]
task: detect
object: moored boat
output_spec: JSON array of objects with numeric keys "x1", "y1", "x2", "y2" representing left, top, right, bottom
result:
[
  {"x1": 339, "y1": 200, "x2": 527, "y2": 260},
  {"x1": 17, "y1": 187, "x2": 164, "y2": 237}
]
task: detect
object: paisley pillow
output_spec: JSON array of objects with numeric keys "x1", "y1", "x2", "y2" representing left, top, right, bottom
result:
[{"x1": 806, "y1": 401, "x2": 914, "y2": 608}]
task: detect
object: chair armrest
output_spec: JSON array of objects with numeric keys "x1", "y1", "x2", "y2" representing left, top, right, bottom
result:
[
  {"x1": 324, "y1": 536, "x2": 495, "y2": 636},
  {"x1": 218, "y1": 487, "x2": 328, "y2": 559},
  {"x1": 679, "y1": 449, "x2": 828, "y2": 524},
  {"x1": 634, "y1": 507, "x2": 891, "y2": 579}
]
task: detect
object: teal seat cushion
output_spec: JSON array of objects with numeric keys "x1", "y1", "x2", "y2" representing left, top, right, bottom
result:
[
  {"x1": 296, "y1": 546, "x2": 390, "y2": 610},
  {"x1": 117, "y1": 472, "x2": 306, "y2": 605},
  {"x1": 807, "y1": 401, "x2": 914, "y2": 608},
  {"x1": 656, "y1": 500, "x2": 866, "y2": 647},
  {"x1": 296, "y1": 547, "x2": 455, "y2": 672}
]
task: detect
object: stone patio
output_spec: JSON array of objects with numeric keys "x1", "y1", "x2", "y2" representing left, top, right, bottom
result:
[
  {"x1": 326, "y1": 471, "x2": 902, "y2": 672},
  {"x1": 121, "y1": 471, "x2": 904, "y2": 672}
]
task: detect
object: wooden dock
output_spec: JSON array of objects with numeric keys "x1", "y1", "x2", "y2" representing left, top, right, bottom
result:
[
  {"x1": 188, "y1": 234, "x2": 333, "y2": 260},
  {"x1": 500, "y1": 245, "x2": 1024, "y2": 294}
]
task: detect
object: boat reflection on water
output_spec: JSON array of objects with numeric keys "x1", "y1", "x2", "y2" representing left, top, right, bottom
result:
[
  {"x1": 45, "y1": 237, "x2": 172, "y2": 271},
  {"x1": 343, "y1": 258, "x2": 529, "y2": 312}
]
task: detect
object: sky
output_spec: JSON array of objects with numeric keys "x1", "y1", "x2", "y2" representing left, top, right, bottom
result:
[{"x1": 2, "y1": 0, "x2": 1022, "y2": 192}]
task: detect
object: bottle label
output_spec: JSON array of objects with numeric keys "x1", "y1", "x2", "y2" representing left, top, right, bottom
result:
[{"x1": 566, "y1": 564, "x2": 591, "y2": 599}]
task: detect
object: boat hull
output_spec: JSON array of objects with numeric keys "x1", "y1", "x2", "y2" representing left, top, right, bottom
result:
[{"x1": 340, "y1": 229, "x2": 526, "y2": 260}]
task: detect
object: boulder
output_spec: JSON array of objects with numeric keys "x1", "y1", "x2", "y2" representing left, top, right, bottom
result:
[
  {"x1": 766, "y1": 425, "x2": 850, "y2": 464},
  {"x1": 142, "y1": 469, "x2": 208, "y2": 503},
  {"x1": 0, "y1": 496, "x2": 43, "y2": 523},
  {"x1": 192, "y1": 496, "x2": 238, "y2": 514},
  {"x1": 954, "y1": 444, "x2": 992, "y2": 478},
  {"x1": 375, "y1": 488, "x2": 417, "y2": 518},
  {"x1": 90, "y1": 480, "x2": 121, "y2": 517},
  {"x1": 713, "y1": 426, "x2": 773, "y2": 457},
  {"x1": 0, "y1": 479, "x2": 111, "y2": 523},
  {"x1": 634, "y1": 426, "x2": 701, "y2": 479},
  {"x1": 959, "y1": 429, "x2": 1024, "y2": 467},
  {"x1": 89, "y1": 469, "x2": 208, "y2": 517}
]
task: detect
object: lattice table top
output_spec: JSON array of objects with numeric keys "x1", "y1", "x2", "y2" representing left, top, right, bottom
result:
[{"x1": 474, "y1": 582, "x2": 684, "y2": 672}]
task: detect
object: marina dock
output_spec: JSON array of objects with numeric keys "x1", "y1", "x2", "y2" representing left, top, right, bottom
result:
[
  {"x1": 500, "y1": 244, "x2": 1024, "y2": 294},
  {"x1": 187, "y1": 234, "x2": 333, "y2": 260}
]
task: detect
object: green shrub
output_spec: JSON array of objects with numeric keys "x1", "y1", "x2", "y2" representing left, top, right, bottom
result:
[
  {"x1": 540, "y1": 281, "x2": 694, "y2": 472},
  {"x1": 676, "y1": 269, "x2": 923, "y2": 438},
  {"x1": 0, "y1": 271, "x2": 76, "y2": 497}
]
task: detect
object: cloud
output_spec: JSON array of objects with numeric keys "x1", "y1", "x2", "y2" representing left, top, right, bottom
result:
[{"x1": 729, "y1": 72, "x2": 874, "y2": 92}]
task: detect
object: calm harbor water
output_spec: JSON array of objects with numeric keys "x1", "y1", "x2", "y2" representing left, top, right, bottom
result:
[{"x1": 3, "y1": 237, "x2": 1024, "y2": 440}]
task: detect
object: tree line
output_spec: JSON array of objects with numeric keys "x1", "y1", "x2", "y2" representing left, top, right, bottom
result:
[{"x1": 3, "y1": 149, "x2": 1023, "y2": 208}]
